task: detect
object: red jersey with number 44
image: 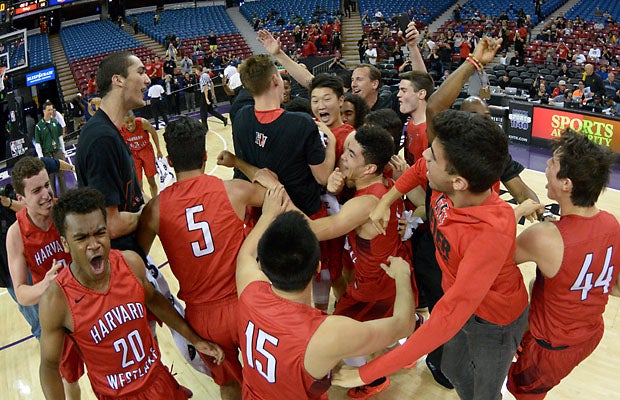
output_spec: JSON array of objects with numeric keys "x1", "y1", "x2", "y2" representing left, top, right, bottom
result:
[
  {"x1": 120, "y1": 117, "x2": 151, "y2": 152},
  {"x1": 158, "y1": 174, "x2": 244, "y2": 304},
  {"x1": 16, "y1": 207, "x2": 72, "y2": 283},
  {"x1": 530, "y1": 211, "x2": 620, "y2": 347},
  {"x1": 57, "y1": 250, "x2": 163, "y2": 397},
  {"x1": 238, "y1": 281, "x2": 330, "y2": 400}
]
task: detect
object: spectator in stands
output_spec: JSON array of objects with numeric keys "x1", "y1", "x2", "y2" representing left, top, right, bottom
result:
[
  {"x1": 301, "y1": 38, "x2": 318, "y2": 58},
  {"x1": 132, "y1": 15, "x2": 138, "y2": 34},
  {"x1": 510, "y1": 50, "x2": 523, "y2": 67},
  {"x1": 596, "y1": 65, "x2": 609, "y2": 80},
  {"x1": 532, "y1": 82, "x2": 550, "y2": 103},
  {"x1": 364, "y1": 42, "x2": 378, "y2": 65},
  {"x1": 427, "y1": 47, "x2": 442, "y2": 76},
  {"x1": 163, "y1": 74, "x2": 180, "y2": 116},
  {"x1": 153, "y1": 56, "x2": 164, "y2": 80},
  {"x1": 604, "y1": 72, "x2": 619, "y2": 97},
  {"x1": 573, "y1": 51, "x2": 586, "y2": 66},
  {"x1": 154, "y1": 11, "x2": 159, "y2": 25},
  {"x1": 585, "y1": 94, "x2": 605, "y2": 113},
  {"x1": 556, "y1": 39, "x2": 570, "y2": 64},
  {"x1": 163, "y1": 55, "x2": 176, "y2": 76},
  {"x1": 180, "y1": 54, "x2": 193, "y2": 75},
  {"x1": 208, "y1": 30, "x2": 217, "y2": 52},
  {"x1": 552, "y1": 80, "x2": 567, "y2": 98},
  {"x1": 328, "y1": 55, "x2": 347, "y2": 71},
  {"x1": 498, "y1": 74, "x2": 511, "y2": 90},
  {"x1": 358, "y1": 36, "x2": 368, "y2": 64},
  {"x1": 531, "y1": 76, "x2": 551, "y2": 96},
  {"x1": 499, "y1": 51, "x2": 508, "y2": 66},
  {"x1": 86, "y1": 73, "x2": 97, "y2": 98},
  {"x1": 588, "y1": 44, "x2": 602, "y2": 63},
  {"x1": 165, "y1": 42, "x2": 177, "y2": 61},
  {"x1": 603, "y1": 95, "x2": 620, "y2": 116},
  {"x1": 584, "y1": 64, "x2": 606, "y2": 97},
  {"x1": 571, "y1": 80, "x2": 588, "y2": 103}
]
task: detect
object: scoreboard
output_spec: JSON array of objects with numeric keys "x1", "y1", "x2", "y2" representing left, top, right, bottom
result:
[{"x1": 10, "y1": 0, "x2": 75, "y2": 16}]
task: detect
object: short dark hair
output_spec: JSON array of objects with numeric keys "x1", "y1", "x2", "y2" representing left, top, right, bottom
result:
[
  {"x1": 310, "y1": 73, "x2": 344, "y2": 98},
  {"x1": 433, "y1": 109, "x2": 508, "y2": 193},
  {"x1": 283, "y1": 97, "x2": 312, "y2": 115},
  {"x1": 332, "y1": 69, "x2": 352, "y2": 90},
  {"x1": 354, "y1": 125, "x2": 394, "y2": 174},
  {"x1": 42, "y1": 100, "x2": 54, "y2": 110},
  {"x1": 163, "y1": 116, "x2": 206, "y2": 172},
  {"x1": 343, "y1": 92, "x2": 370, "y2": 128},
  {"x1": 364, "y1": 109, "x2": 402, "y2": 153},
  {"x1": 399, "y1": 71, "x2": 435, "y2": 100},
  {"x1": 53, "y1": 188, "x2": 107, "y2": 237},
  {"x1": 257, "y1": 211, "x2": 320, "y2": 291},
  {"x1": 97, "y1": 52, "x2": 135, "y2": 97},
  {"x1": 11, "y1": 156, "x2": 46, "y2": 196},
  {"x1": 239, "y1": 54, "x2": 278, "y2": 97},
  {"x1": 552, "y1": 129, "x2": 615, "y2": 207},
  {"x1": 355, "y1": 64, "x2": 382, "y2": 88}
]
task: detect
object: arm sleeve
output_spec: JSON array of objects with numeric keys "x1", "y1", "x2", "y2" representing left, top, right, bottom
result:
[
  {"x1": 359, "y1": 230, "x2": 514, "y2": 383},
  {"x1": 500, "y1": 154, "x2": 525, "y2": 183},
  {"x1": 42, "y1": 157, "x2": 60, "y2": 174},
  {"x1": 395, "y1": 158, "x2": 427, "y2": 194}
]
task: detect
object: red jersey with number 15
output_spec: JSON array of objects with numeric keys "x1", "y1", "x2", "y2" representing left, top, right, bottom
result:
[
  {"x1": 158, "y1": 174, "x2": 244, "y2": 304},
  {"x1": 120, "y1": 117, "x2": 151, "y2": 152},
  {"x1": 16, "y1": 207, "x2": 72, "y2": 283},
  {"x1": 238, "y1": 281, "x2": 330, "y2": 400},
  {"x1": 57, "y1": 250, "x2": 163, "y2": 397},
  {"x1": 530, "y1": 211, "x2": 620, "y2": 347}
]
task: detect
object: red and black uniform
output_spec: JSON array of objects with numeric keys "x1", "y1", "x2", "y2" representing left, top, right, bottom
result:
[
  {"x1": 238, "y1": 281, "x2": 330, "y2": 400},
  {"x1": 358, "y1": 164, "x2": 528, "y2": 383},
  {"x1": 334, "y1": 179, "x2": 416, "y2": 322},
  {"x1": 120, "y1": 117, "x2": 157, "y2": 179},
  {"x1": 158, "y1": 174, "x2": 243, "y2": 385},
  {"x1": 17, "y1": 208, "x2": 83, "y2": 383},
  {"x1": 56, "y1": 250, "x2": 187, "y2": 399},
  {"x1": 508, "y1": 211, "x2": 620, "y2": 399},
  {"x1": 404, "y1": 120, "x2": 427, "y2": 166}
]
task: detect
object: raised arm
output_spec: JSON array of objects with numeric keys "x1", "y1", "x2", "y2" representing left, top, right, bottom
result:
[
  {"x1": 257, "y1": 30, "x2": 314, "y2": 89},
  {"x1": 404, "y1": 21, "x2": 426, "y2": 72},
  {"x1": 426, "y1": 37, "x2": 502, "y2": 143}
]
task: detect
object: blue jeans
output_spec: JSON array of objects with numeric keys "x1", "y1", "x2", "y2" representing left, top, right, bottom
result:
[
  {"x1": 6, "y1": 273, "x2": 41, "y2": 340},
  {"x1": 442, "y1": 306, "x2": 529, "y2": 400}
]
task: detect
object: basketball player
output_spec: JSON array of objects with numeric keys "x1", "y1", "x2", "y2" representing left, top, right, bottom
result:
[
  {"x1": 6, "y1": 157, "x2": 83, "y2": 399},
  {"x1": 120, "y1": 111, "x2": 163, "y2": 198},
  {"x1": 335, "y1": 109, "x2": 529, "y2": 400},
  {"x1": 236, "y1": 186, "x2": 415, "y2": 399},
  {"x1": 507, "y1": 129, "x2": 620, "y2": 399},
  {"x1": 39, "y1": 187, "x2": 223, "y2": 399},
  {"x1": 137, "y1": 116, "x2": 274, "y2": 400}
]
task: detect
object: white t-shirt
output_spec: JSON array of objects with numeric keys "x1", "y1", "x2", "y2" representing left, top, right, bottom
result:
[
  {"x1": 365, "y1": 48, "x2": 378, "y2": 65},
  {"x1": 148, "y1": 84, "x2": 165, "y2": 99},
  {"x1": 223, "y1": 64, "x2": 237, "y2": 80},
  {"x1": 228, "y1": 72, "x2": 242, "y2": 90}
]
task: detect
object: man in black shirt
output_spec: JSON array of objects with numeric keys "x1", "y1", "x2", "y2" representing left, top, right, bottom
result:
[
  {"x1": 584, "y1": 63, "x2": 606, "y2": 97},
  {"x1": 75, "y1": 51, "x2": 149, "y2": 257}
]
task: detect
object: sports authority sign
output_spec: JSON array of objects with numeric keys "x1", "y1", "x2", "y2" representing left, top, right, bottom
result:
[{"x1": 531, "y1": 106, "x2": 620, "y2": 153}]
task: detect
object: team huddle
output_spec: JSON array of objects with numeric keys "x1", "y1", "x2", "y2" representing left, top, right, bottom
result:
[{"x1": 5, "y1": 23, "x2": 620, "y2": 400}]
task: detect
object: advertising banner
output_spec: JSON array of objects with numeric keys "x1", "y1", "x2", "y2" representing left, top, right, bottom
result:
[
  {"x1": 531, "y1": 106, "x2": 620, "y2": 153},
  {"x1": 507, "y1": 101, "x2": 533, "y2": 144}
]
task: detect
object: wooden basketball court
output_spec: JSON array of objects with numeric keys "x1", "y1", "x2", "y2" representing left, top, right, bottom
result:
[{"x1": 1, "y1": 115, "x2": 619, "y2": 399}]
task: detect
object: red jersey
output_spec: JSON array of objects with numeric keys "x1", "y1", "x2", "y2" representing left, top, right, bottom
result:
[
  {"x1": 121, "y1": 117, "x2": 151, "y2": 152},
  {"x1": 145, "y1": 63, "x2": 155, "y2": 77},
  {"x1": 358, "y1": 165, "x2": 528, "y2": 384},
  {"x1": 530, "y1": 211, "x2": 620, "y2": 347},
  {"x1": 332, "y1": 123, "x2": 356, "y2": 161},
  {"x1": 404, "y1": 120, "x2": 427, "y2": 166},
  {"x1": 238, "y1": 281, "x2": 330, "y2": 400},
  {"x1": 158, "y1": 174, "x2": 244, "y2": 304},
  {"x1": 16, "y1": 207, "x2": 71, "y2": 283},
  {"x1": 347, "y1": 180, "x2": 410, "y2": 302},
  {"x1": 153, "y1": 62, "x2": 164, "y2": 78},
  {"x1": 57, "y1": 250, "x2": 164, "y2": 397}
]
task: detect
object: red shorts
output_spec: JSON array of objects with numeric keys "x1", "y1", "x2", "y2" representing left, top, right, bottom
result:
[
  {"x1": 334, "y1": 290, "x2": 394, "y2": 322},
  {"x1": 132, "y1": 145, "x2": 157, "y2": 179},
  {"x1": 507, "y1": 328, "x2": 604, "y2": 400},
  {"x1": 185, "y1": 295, "x2": 242, "y2": 386},
  {"x1": 94, "y1": 363, "x2": 188, "y2": 400},
  {"x1": 60, "y1": 335, "x2": 84, "y2": 383}
]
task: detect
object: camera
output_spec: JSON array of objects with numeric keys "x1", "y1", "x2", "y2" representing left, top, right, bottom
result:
[{"x1": 0, "y1": 183, "x2": 14, "y2": 198}]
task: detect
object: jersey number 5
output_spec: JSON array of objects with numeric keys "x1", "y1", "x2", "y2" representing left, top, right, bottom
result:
[
  {"x1": 570, "y1": 246, "x2": 614, "y2": 301},
  {"x1": 185, "y1": 205, "x2": 215, "y2": 257},
  {"x1": 244, "y1": 321, "x2": 279, "y2": 383}
]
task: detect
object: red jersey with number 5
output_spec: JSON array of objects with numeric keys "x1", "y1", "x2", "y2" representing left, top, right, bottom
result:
[
  {"x1": 529, "y1": 211, "x2": 620, "y2": 347},
  {"x1": 158, "y1": 174, "x2": 244, "y2": 304},
  {"x1": 57, "y1": 250, "x2": 163, "y2": 397},
  {"x1": 16, "y1": 207, "x2": 72, "y2": 283},
  {"x1": 238, "y1": 281, "x2": 330, "y2": 400}
]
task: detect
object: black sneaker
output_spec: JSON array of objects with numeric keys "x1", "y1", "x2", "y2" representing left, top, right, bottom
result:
[{"x1": 425, "y1": 358, "x2": 454, "y2": 389}]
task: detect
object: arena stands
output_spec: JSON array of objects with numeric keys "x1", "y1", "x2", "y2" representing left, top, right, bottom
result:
[
  {"x1": 457, "y1": 0, "x2": 566, "y2": 25},
  {"x1": 240, "y1": 0, "x2": 340, "y2": 32},
  {"x1": 565, "y1": 0, "x2": 620, "y2": 23},
  {"x1": 27, "y1": 34, "x2": 53, "y2": 68},
  {"x1": 358, "y1": 0, "x2": 455, "y2": 26}
]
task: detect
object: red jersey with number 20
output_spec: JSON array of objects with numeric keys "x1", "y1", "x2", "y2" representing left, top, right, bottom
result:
[
  {"x1": 57, "y1": 250, "x2": 163, "y2": 397},
  {"x1": 238, "y1": 281, "x2": 330, "y2": 400},
  {"x1": 16, "y1": 207, "x2": 71, "y2": 283},
  {"x1": 120, "y1": 117, "x2": 151, "y2": 152},
  {"x1": 530, "y1": 211, "x2": 620, "y2": 347},
  {"x1": 158, "y1": 174, "x2": 244, "y2": 304}
]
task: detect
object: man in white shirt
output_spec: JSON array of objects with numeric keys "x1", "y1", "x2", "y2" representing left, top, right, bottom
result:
[
  {"x1": 365, "y1": 42, "x2": 378, "y2": 65},
  {"x1": 147, "y1": 79, "x2": 168, "y2": 130},
  {"x1": 588, "y1": 44, "x2": 601, "y2": 62}
]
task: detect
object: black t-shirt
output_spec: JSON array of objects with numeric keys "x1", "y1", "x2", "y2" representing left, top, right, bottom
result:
[
  {"x1": 76, "y1": 109, "x2": 145, "y2": 255},
  {"x1": 501, "y1": 154, "x2": 525, "y2": 183},
  {"x1": 232, "y1": 106, "x2": 325, "y2": 215}
]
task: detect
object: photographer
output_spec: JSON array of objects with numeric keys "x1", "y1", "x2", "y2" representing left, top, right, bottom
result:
[{"x1": 328, "y1": 55, "x2": 347, "y2": 71}]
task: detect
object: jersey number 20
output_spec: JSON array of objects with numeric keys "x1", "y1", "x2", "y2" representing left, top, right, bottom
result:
[
  {"x1": 185, "y1": 205, "x2": 215, "y2": 257},
  {"x1": 244, "y1": 321, "x2": 279, "y2": 383}
]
